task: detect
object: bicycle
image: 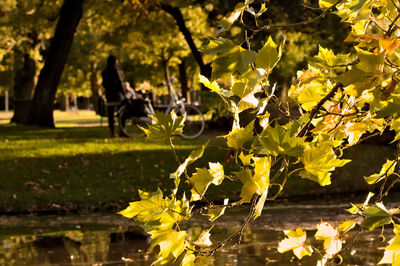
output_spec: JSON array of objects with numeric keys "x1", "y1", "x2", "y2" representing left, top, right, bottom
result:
[{"x1": 117, "y1": 87, "x2": 205, "y2": 139}]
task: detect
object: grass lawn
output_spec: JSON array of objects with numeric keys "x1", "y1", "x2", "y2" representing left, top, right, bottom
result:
[
  {"x1": 0, "y1": 110, "x2": 396, "y2": 213},
  {"x1": 0, "y1": 111, "x2": 232, "y2": 213}
]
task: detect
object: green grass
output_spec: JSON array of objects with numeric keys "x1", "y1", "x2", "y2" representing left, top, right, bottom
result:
[
  {"x1": 1, "y1": 110, "x2": 396, "y2": 213},
  {"x1": 0, "y1": 111, "x2": 232, "y2": 213}
]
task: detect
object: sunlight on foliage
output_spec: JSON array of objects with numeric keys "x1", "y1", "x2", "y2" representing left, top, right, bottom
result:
[{"x1": 119, "y1": 0, "x2": 400, "y2": 264}]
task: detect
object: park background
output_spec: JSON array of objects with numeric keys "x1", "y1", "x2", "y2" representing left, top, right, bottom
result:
[{"x1": 0, "y1": 0, "x2": 398, "y2": 265}]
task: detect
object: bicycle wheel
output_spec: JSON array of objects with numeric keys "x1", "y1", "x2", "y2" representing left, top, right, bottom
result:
[
  {"x1": 174, "y1": 104, "x2": 205, "y2": 139},
  {"x1": 118, "y1": 105, "x2": 149, "y2": 138}
]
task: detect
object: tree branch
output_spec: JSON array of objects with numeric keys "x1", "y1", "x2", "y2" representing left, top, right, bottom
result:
[{"x1": 298, "y1": 83, "x2": 343, "y2": 137}]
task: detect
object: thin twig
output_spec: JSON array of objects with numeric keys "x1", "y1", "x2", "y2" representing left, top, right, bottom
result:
[
  {"x1": 249, "y1": 0, "x2": 344, "y2": 39},
  {"x1": 298, "y1": 83, "x2": 343, "y2": 137}
]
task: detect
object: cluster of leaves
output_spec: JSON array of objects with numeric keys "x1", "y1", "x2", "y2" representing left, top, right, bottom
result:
[{"x1": 120, "y1": 0, "x2": 400, "y2": 265}]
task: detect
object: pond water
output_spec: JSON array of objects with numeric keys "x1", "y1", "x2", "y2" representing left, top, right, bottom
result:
[{"x1": 0, "y1": 198, "x2": 394, "y2": 265}]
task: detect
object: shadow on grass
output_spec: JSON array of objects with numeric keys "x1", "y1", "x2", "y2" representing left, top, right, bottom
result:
[
  {"x1": 0, "y1": 125, "x2": 110, "y2": 141},
  {"x1": 0, "y1": 139, "x2": 234, "y2": 213}
]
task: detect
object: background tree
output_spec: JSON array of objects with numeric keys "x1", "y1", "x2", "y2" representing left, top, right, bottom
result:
[{"x1": 27, "y1": 0, "x2": 85, "y2": 127}]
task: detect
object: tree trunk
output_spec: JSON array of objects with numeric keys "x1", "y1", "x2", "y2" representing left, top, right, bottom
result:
[
  {"x1": 11, "y1": 54, "x2": 36, "y2": 124},
  {"x1": 178, "y1": 59, "x2": 190, "y2": 103},
  {"x1": 161, "y1": 56, "x2": 173, "y2": 97},
  {"x1": 89, "y1": 61, "x2": 100, "y2": 114},
  {"x1": 5, "y1": 90, "x2": 8, "y2": 113},
  {"x1": 161, "y1": 4, "x2": 212, "y2": 81},
  {"x1": 27, "y1": 0, "x2": 85, "y2": 127}
]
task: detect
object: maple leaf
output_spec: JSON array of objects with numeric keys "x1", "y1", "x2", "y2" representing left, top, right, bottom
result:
[{"x1": 277, "y1": 228, "x2": 313, "y2": 259}]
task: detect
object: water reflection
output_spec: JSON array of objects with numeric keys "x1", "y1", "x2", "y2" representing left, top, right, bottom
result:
[{"x1": 0, "y1": 204, "x2": 392, "y2": 265}]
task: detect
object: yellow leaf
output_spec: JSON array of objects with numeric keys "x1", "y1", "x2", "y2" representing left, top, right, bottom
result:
[
  {"x1": 315, "y1": 222, "x2": 342, "y2": 258},
  {"x1": 194, "y1": 228, "x2": 213, "y2": 247},
  {"x1": 277, "y1": 228, "x2": 313, "y2": 259}
]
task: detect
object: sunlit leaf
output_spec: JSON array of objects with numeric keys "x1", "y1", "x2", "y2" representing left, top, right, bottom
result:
[
  {"x1": 170, "y1": 142, "x2": 208, "y2": 180},
  {"x1": 226, "y1": 120, "x2": 255, "y2": 149},
  {"x1": 209, "y1": 162, "x2": 225, "y2": 185},
  {"x1": 199, "y1": 74, "x2": 231, "y2": 97},
  {"x1": 148, "y1": 229, "x2": 187, "y2": 263},
  {"x1": 218, "y1": 2, "x2": 248, "y2": 30},
  {"x1": 235, "y1": 168, "x2": 258, "y2": 203},
  {"x1": 337, "y1": 220, "x2": 356, "y2": 234},
  {"x1": 315, "y1": 222, "x2": 342, "y2": 258},
  {"x1": 140, "y1": 111, "x2": 185, "y2": 142},
  {"x1": 300, "y1": 142, "x2": 351, "y2": 186},
  {"x1": 205, "y1": 199, "x2": 229, "y2": 222},
  {"x1": 379, "y1": 224, "x2": 400, "y2": 265},
  {"x1": 235, "y1": 156, "x2": 270, "y2": 203},
  {"x1": 119, "y1": 189, "x2": 182, "y2": 230},
  {"x1": 255, "y1": 36, "x2": 281, "y2": 72},
  {"x1": 194, "y1": 228, "x2": 213, "y2": 247},
  {"x1": 365, "y1": 159, "x2": 396, "y2": 184},
  {"x1": 277, "y1": 228, "x2": 313, "y2": 259},
  {"x1": 253, "y1": 187, "x2": 268, "y2": 220},
  {"x1": 212, "y1": 47, "x2": 256, "y2": 80},
  {"x1": 347, "y1": 192, "x2": 374, "y2": 214},
  {"x1": 239, "y1": 152, "x2": 253, "y2": 166},
  {"x1": 189, "y1": 168, "x2": 214, "y2": 201},
  {"x1": 258, "y1": 123, "x2": 305, "y2": 158},
  {"x1": 319, "y1": 0, "x2": 339, "y2": 8}
]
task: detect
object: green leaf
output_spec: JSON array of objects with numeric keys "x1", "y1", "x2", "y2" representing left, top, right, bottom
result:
[
  {"x1": 205, "y1": 199, "x2": 229, "y2": 222},
  {"x1": 347, "y1": 192, "x2": 374, "y2": 214},
  {"x1": 365, "y1": 159, "x2": 396, "y2": 184},
  {"x1": 378, "y1": 95, "x2": 400, "y2": 119},
  {"x1": 119, "y1": 189, "x2": 177, "y2": 230},
  {"x1": 199, "y1": 74, "x2": 232, "y2": 97},
  {"x1": 235, "y1": 156, "x2": 270, "y2": 203},
  {"x1": 201, "y1": 37, "x2": 237, "y2": 54},
  {"x1": 170, "y1": 142, "x2": 208, "y2": 180},
  {"x1": 211, "y1": 47, "x2": 257, "y2": 80},
  {"x1": 258, "y1": 123, "x2": 305, "y2": 157},
  {"x1": 277, "y1": 228, "x2": 313, "y2": 259},
  {"x1": 355, "y1": 47, "x2": 385, "y2": 73},
  {"x1": 230, "y1": 70, "x2": 266, "y2": 112},
  {"x1": 308, "y1": 46, "x2": 350, "y2": 69},
  {"x1": 226, "y1": 120, "x2": 255, "y2": 149},
  {"x1": 218, "y1": 2, "x2": 248, "y2": 30},
  {"x1": 140, "y1": 111, "x2": 185, "y2": 142},
  {"x1": 235, "y1": 168, "x2": 258, "y2": 203},
  {"x1": 361, "y1": 203, "x2": 393, "y2": 231},
  {"x1": 255, "y1": 36, "x2": 281, "y2": 71},
  {"x1": 189, "y1": 168, "x2": 214, "y2": 201},
  {"x1": 300, "y1": 142, "x2": 351, "y2": 186},
  {"x1": 390, "y1": 117, "x2": 400, "y2": 142},
  {"x1": 148, "y1": 229, "x2": 187, "y2": 263},
  {"x1": 336, "y1": 48, "x2": 384, "y2": 96},
  {"x1": 297, "y1": 80, "x2": 327, "y2": 111},
  {"x1": 189, "y1": 164, "x2": 225, "y2": 201}
]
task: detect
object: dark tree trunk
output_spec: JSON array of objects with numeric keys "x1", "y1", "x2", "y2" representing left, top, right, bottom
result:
[
  {"x1": 161, "y1": 4, "x2": 212, "y2": 81},
  {"x1": 27, "y1": 0, "x2": 85, "y2": 127},
  {"x1": 89, "y1": 61, "x2": 100, "y2": 113},
  {"x1": 11, "y1": 54, "x2": 36, "y2": 124},
  {"x1": 161, "y1": 53, "x2": 173, "y2": 96},
  {"x1": 178, "y1": 59, "x2": 190, "y2": 103}
]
